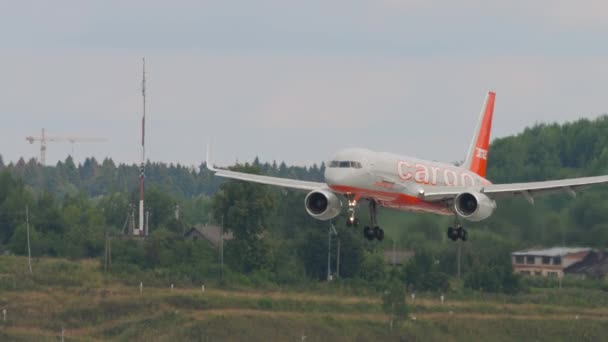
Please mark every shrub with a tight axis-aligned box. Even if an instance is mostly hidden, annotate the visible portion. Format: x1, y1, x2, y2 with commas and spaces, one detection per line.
257, 297, 273, 310
416, 272, 450, 292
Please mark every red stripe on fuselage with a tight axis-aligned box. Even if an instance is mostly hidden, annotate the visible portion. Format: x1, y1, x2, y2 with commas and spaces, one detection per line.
328, 184, 452, 215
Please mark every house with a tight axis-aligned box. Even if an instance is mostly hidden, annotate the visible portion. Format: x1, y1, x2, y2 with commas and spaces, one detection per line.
511, 247, 591, 279
564, 250, 608, 280
184, 225, 233, 248
184, 226, 206, 240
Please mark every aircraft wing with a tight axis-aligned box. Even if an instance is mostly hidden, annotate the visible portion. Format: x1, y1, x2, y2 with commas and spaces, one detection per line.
209, 166, 326, 191
421, 175, 608, 203
205, 147, 326, 191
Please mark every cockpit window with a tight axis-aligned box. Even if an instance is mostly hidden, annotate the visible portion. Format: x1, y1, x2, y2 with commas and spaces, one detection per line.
328, 161, 362, 169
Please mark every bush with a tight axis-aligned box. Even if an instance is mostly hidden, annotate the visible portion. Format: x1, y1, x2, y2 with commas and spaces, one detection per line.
464, 266, 525, 294
416, 272, 450, 292
464, 266, 501, 292
381, 280, 408, 325
257, 297, 273, 310
358, 252, 387, 284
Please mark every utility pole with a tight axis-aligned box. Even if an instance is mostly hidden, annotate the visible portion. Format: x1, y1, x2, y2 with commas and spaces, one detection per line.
108, 234, 111, 271
327, 226, 332, 281
457, 240, 462, 279
219, 216, 224, 282
136, 58, 147, 236
327, 223, 338, 281
104, 233, 108, 272
393, 239, 397, 267
130, 207, 136, 235
145, 210, 150, 236
104, 231, 112, 272
26, 206, 32, 274
175, 204, 184, 235
336, 238, 341, 279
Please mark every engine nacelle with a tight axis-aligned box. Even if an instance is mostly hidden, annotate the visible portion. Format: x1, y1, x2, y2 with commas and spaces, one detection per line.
305, 190, 342, 221
454, 192, 496, 222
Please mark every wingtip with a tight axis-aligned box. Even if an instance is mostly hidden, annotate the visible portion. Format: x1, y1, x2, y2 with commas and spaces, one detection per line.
205, 144, 217, 172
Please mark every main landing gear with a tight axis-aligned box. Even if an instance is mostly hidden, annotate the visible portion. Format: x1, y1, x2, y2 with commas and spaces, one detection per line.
363, 200, 384, 241
447, 225, 468, 241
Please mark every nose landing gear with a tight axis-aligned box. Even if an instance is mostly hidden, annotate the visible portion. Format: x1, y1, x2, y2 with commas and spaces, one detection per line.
346, 212, 359, 227
344, 194, 384, 241
345, 194, 360, 227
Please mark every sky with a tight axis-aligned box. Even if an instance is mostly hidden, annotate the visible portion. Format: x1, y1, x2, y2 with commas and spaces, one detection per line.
1, 1, 608, 168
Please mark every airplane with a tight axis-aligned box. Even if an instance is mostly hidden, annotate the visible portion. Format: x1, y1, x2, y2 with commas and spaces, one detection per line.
207, 91, 608, 242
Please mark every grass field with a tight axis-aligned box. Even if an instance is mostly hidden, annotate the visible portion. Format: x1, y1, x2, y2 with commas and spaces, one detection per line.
1, 256, 608, 341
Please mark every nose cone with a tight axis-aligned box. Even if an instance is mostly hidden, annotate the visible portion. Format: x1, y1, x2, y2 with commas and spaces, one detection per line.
324, 167, 357, 186
325, 148, 370, 186
324, 167, 341, 186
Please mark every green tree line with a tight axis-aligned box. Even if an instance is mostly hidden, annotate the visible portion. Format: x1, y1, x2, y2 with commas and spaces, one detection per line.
1, 115, 608, 294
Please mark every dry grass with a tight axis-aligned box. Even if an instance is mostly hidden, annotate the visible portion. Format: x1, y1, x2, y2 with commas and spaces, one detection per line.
2, 256, 608, 341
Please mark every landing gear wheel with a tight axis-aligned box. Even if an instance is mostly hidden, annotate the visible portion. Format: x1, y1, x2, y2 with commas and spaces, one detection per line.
447, 227, 459, 241
374, 226, 385, 241
459, 227, 468, 241
447, 226, 468, 241
363, 226, 375, 240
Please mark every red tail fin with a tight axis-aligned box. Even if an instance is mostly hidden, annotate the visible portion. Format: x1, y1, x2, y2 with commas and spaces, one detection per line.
463, 91, 495, 178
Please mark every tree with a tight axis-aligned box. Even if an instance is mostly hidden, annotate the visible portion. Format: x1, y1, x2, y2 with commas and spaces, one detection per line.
98, 192, 130, 229
9, 223, 40, 257
60, 156, 80, 189
381, 280, 408, 328
416, 272, 450, 292
32, 191, 64, 234
0, 171, 33, 244
359, 252, 386, 283
298, 229, 332, 280
144, 186, 175, 231
402, 249, 434, 287
212, 165, 276, 240
501, 267, 524, 295
464, 266, 501, 292
212, 164, 277, 273
143, 228, 176, 268
225, 237, 273, 274
463, 253, 524, 294
334, 227, 364, 278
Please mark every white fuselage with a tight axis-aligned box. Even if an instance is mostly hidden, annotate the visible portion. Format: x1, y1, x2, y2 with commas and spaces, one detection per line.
324, 148, 491, 214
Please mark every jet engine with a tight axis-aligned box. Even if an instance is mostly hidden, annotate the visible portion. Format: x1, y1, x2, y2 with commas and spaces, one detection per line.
305, 190, 342, 220
454, 192, 496, 222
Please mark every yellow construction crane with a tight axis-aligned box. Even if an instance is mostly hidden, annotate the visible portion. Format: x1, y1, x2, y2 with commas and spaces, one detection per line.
26, 128, 107, 165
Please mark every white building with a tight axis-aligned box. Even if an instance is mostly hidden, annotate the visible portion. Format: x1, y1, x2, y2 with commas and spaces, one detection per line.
511, 247, 591, 279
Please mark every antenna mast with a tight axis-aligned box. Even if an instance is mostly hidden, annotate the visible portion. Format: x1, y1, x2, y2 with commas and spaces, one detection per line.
136, 58, 147, 236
